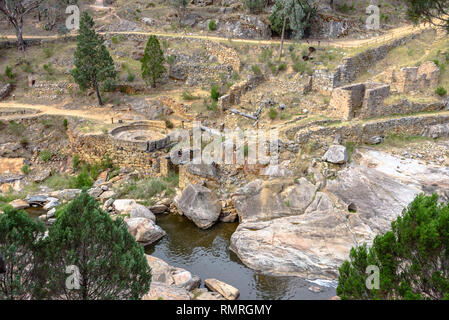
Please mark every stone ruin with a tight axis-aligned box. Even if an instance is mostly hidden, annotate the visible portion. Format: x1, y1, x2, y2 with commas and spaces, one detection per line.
328, 82, 390, 120
386, 61, 440, 93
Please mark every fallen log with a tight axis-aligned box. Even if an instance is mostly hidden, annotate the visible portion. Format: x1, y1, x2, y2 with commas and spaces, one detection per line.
228, 108, 258, 121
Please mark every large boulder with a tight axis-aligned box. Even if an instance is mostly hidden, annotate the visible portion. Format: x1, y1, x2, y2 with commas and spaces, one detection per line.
112, 199, 136, 214
8, 199, 29, 210
125, 218, 166, 246
323, 145, 348, 164
174, 184, 221, 229
232, 179, 292, 222
130, 204, 156, 222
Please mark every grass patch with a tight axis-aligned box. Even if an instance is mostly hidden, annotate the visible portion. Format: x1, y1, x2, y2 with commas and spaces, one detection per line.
115, 172, 179, 200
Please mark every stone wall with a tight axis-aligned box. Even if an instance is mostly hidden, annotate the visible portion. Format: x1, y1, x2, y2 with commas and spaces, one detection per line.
218, 74, 264, 111
328, 82, 390, 120
68, 130, 162, 171
294, 113, 449, 146
386, 61, 440, 93
312, 30, 430, 92
204, 41, 241, 73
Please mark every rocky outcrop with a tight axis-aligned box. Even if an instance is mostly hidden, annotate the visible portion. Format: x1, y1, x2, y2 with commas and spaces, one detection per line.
174, 184, 222, 229
230, 148, 449, 280
217, 15, 271, 40
0, 83, 13, 101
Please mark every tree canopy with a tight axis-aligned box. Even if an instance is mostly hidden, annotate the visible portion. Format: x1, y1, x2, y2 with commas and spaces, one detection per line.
0, 192, 151, 300
270, 0, 317, 41
0, 206, 46, 300
404, 0, 449, 31
72, 12, 116, 106
337, 194, 449, 300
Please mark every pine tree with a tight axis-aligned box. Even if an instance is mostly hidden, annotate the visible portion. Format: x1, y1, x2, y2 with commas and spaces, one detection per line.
37, 191, 152, 300
141, 35, 166, 88
337, 194, 449, 300
72, 12, 116, 106
0, 207, 46, 300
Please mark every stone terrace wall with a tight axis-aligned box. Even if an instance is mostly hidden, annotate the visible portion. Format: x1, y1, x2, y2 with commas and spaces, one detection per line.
68, 130, 161, 171
295, 113, 449, 146
218, 74, 265, 111
312, 30, 429, 92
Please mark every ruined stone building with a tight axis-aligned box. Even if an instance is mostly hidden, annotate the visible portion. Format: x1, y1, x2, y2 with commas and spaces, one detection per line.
327, 82, 391, 120
386, 61, 440, 93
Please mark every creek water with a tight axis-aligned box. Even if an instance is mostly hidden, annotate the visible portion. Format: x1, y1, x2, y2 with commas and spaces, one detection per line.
145, 214, 337, 300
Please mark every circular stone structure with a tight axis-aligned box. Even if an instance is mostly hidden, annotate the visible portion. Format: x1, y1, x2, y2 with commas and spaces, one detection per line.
109, 122, 171, 152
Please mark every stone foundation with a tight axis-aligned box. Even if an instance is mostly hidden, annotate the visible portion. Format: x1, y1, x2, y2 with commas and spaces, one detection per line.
386, 61, 440, 93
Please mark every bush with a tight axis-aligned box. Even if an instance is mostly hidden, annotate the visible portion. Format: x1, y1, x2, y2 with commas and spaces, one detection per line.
126, 72, 135, 82
5, 66, 14, 79
72, 154, 81, 171
165, 119, 174, 129
63, 119, 68, 130
39, 150, 53, 162
21, 164, 30, 175
251, 64, 262, 76
43, 47, 52, 58
75, 166, 93, 188
209, 20, 216, 31
207, 100, 218, 111
435, 86, 447, 96
278, 62, 287, 72
181, 90, 200, 101
268, 107, 278, 120
43, 63, 54, 75
211, 84, 221, 101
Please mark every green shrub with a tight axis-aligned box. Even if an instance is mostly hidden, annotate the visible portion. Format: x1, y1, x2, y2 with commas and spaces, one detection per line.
207, 100, 218, 111
259, 47, 273, 63
126, 72, 135, 82
210, 85, 220, 101
278, 62, 287, 72
43, 63, 54, 75
209, 20, 216, 31
72, 154, 81, 171
165, 119, 174, 129
435, 86, 447, 96
75, 166, 94, 188
39, 150, 53, 162
268, 107, 278, 120
251, 64, 262, 76
5, 66, 14, 79
19, 137, 29, 146
63, 119, 68, 130
21, 164, 30, 175
43, 47, 52, 58
181, 90, 200, 101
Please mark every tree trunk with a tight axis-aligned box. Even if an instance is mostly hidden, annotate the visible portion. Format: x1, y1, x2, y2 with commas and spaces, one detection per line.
95, 84, 103, 106
278, 6, 287, 61
16, 20, 25, 51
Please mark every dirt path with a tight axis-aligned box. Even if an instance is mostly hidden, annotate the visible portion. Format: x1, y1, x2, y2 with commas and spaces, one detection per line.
0, 102, 115, 123
1, 21, 432, 49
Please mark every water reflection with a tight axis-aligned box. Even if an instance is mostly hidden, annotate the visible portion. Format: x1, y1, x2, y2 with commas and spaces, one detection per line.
146, 214, 336, 300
